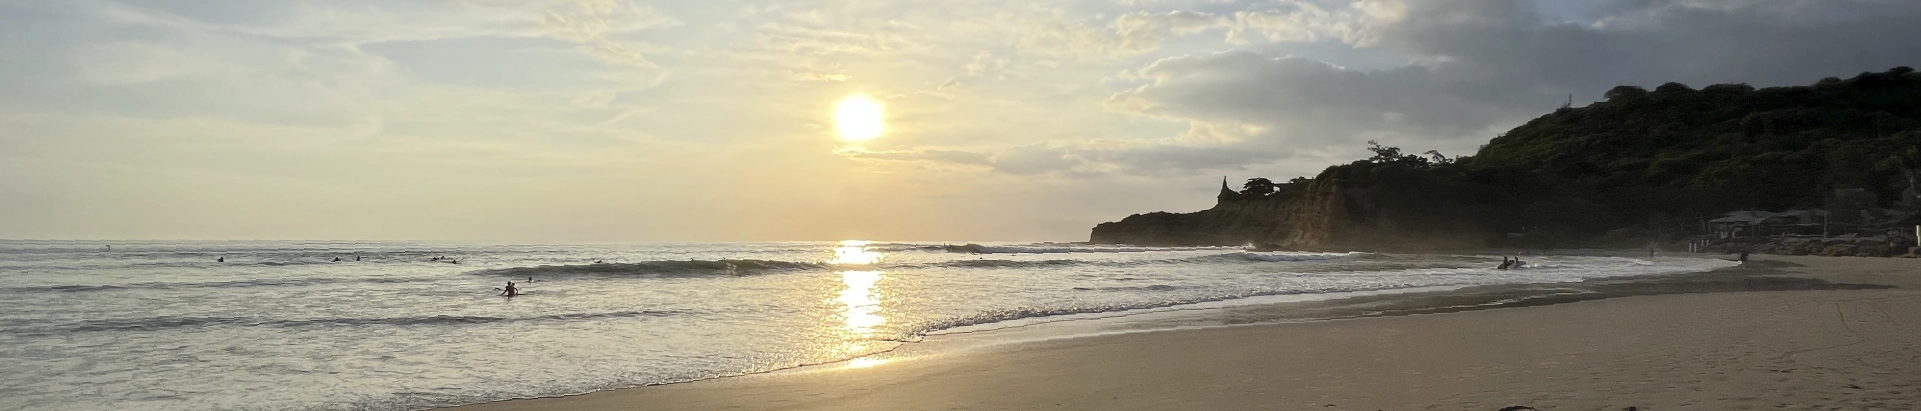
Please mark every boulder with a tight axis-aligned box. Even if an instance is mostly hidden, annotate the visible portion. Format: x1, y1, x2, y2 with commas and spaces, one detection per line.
1856, 244, 1891, 257
1820, 243, 1859, 256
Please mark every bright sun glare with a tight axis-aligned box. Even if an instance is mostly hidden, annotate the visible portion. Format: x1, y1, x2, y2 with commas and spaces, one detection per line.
834, 95, 884, 141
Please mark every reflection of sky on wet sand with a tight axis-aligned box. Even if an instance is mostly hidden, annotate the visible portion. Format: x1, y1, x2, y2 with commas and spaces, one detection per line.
845, 357, 890, 369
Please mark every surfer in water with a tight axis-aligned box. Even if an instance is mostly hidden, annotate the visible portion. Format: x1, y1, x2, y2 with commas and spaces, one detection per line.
217, 256, 225, 263
1497, 257, 1512, 270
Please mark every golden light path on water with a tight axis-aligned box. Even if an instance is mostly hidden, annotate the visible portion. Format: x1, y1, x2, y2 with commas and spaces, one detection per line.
830, 240, 891, 368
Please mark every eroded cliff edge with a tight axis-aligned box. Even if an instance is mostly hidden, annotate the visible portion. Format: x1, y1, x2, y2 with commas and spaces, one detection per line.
1090, 68, 1921, 251
1089, 179, 1486, 250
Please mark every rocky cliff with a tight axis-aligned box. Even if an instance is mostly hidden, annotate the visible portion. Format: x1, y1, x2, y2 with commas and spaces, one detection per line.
1089, 179, 1486, 250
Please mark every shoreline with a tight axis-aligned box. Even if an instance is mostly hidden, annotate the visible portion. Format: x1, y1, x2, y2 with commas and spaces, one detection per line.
444, 254, 1920, 411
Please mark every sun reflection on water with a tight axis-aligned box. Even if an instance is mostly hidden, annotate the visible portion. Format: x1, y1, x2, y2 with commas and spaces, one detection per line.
830, 240, 882, 265
824, 241, 891, 366
837, 270, 885, 336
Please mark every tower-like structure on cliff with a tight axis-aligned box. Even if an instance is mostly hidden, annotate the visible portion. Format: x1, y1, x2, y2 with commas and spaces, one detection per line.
1217, 177, 1244, 202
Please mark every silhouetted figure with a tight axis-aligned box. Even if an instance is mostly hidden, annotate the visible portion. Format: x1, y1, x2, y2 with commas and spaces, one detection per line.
449, 259, 459, 264
332, 257, 341, 262
1498, 257, 1512, 270
594, 260, 604, 264
355, 255, 361, 261
500, 281, 519, 297
1510, 256, 1526, 268
525, 276, 537, 283
217, 257, 224, 263
1739, 249, 1750, 263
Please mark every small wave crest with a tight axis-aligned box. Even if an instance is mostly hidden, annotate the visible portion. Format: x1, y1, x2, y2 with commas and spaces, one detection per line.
936, 243, 1224, 254
1163, 251, 1363, 264
4, 309, 696, 335
917, 259, 1089, 269
909, 285, 1406, 336
1071, 284, 1181, 292
471, 259, 826, 278
0, 277, 442, 294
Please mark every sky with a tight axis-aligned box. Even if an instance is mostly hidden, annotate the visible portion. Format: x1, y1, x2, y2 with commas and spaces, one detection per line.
1, 0, 1918, 242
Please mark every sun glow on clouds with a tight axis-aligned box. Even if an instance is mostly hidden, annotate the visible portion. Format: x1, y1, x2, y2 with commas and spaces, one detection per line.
834, 94, 884, 141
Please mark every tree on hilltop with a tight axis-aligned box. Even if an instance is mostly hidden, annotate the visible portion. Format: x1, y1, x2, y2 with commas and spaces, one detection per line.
1242, 178, 1277, 197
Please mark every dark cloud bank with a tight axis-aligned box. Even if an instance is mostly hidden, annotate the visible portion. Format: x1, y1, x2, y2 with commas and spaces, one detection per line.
912, 0, 1921, 177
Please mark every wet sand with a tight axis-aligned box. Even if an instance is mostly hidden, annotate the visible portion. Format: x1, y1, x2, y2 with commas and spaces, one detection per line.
449, 255, 1921, 411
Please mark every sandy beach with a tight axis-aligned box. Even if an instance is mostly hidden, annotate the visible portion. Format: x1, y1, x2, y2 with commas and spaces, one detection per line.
451, 255, 1921, 411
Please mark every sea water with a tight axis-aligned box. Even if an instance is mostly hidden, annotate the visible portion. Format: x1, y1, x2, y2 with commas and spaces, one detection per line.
0, 240, 1734, 410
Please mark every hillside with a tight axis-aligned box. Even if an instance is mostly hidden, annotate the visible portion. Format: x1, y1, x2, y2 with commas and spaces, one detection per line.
1093, 67, 1921, 249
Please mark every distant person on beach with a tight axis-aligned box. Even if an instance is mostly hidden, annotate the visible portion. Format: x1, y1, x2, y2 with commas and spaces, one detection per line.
1739, 249, 1750, 263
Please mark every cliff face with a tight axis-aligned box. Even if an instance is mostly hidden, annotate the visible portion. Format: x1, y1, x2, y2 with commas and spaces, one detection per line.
1089, 180, 1485, 250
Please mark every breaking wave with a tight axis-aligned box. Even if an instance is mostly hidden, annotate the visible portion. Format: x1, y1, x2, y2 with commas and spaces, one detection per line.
935, 243, 1228, 254
914, 259, 1092, 269
5, 309, 696, 336
907, 285, 1419, 337
470, 259, 828, 278
0, 277, 443, 294
1162, 252, 1364, 264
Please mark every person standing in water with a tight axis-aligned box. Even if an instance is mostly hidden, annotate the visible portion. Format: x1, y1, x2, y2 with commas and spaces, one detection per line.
500, 281, 520, 297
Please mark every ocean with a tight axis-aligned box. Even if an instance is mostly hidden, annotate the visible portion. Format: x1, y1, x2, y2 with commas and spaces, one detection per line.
0, 240, 1735, 410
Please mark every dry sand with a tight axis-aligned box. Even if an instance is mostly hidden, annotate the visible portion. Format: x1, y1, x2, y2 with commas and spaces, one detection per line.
450, 255, 1921, 411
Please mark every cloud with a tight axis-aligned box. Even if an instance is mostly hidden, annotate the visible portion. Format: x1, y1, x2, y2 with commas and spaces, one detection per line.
964, 51, 1007, 77
1112, 11, 1231, 50
9, 0, 1921, 241
793, 71, 852, 82
536, 0, 678, 68
1086, 0, 1921, 174
843, 147, 993, 166
70, 41, 251, 85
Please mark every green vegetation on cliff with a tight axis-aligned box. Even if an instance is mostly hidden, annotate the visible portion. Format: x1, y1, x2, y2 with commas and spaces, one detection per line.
1298, 67, 1921, 247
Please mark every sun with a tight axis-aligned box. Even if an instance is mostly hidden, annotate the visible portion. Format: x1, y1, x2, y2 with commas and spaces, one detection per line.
834, 94, 884, 141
